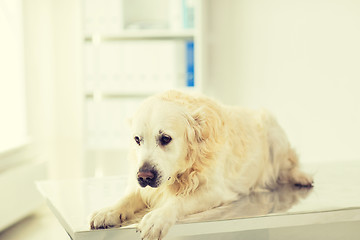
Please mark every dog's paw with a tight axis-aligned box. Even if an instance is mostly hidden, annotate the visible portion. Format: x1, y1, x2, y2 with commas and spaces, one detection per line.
292, 169, 314, 188
90, 207, 129, 229
137, 208, 176, 240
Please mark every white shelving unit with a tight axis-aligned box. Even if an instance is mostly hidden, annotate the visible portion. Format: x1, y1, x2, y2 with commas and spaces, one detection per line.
84, 29, 195, 41
82, 0, 205, 177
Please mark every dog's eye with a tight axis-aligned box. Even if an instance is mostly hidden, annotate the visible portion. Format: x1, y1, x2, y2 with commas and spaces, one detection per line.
159, 135, 172, 146
134, 136, 141, 145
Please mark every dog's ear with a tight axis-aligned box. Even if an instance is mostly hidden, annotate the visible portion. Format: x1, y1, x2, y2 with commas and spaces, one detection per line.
183, 110, 202, 143
160, 91, 226, 196
187, 105, 224, 144
187, 105, 225, 171
170, 104, 225, 196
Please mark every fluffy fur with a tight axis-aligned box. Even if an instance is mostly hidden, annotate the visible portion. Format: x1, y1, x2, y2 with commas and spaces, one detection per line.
90, 90, 313, 239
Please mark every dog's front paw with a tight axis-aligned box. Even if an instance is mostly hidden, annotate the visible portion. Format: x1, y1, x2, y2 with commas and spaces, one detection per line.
137, 208, 176, 240
90, 207, 129, 229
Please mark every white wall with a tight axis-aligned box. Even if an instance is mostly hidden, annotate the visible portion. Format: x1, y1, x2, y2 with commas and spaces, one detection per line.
51, 0, 84, 179
22, 0, 360, 178
206, 0, 360, 163
23, 0, 83, 179
0, 0, 28, 152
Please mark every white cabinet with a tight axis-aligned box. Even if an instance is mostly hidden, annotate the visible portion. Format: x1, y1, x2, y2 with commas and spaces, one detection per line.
82, 0, 205, 177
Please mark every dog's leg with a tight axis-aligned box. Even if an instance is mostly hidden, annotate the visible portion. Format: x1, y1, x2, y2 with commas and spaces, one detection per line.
137, 199, 178, 240
137, 189, 236, 240
90, 190, 145, 229
278, 148, 314, 187
288, 164, 314, 188
265, 114, 313, 188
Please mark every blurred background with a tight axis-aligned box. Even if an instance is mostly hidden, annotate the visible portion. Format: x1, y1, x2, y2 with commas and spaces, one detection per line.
1, 0, 360, 238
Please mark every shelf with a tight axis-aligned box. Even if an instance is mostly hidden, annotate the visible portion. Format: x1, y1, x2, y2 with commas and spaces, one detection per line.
84, 29, 195, 42
82, 0, 204, 178
84, 90, 158, 99
84, 87, 197, 100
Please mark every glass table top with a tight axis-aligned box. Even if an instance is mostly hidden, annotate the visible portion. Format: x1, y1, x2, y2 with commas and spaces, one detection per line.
37, 160, 360, 239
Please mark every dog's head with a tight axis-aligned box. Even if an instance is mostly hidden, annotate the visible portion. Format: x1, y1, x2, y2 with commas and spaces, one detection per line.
129, 91, 225, 193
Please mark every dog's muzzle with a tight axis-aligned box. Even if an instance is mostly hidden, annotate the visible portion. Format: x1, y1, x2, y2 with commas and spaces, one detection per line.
137, 163, 160, 188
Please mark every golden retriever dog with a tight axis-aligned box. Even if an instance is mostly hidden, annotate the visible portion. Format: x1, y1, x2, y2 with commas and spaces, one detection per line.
90, 90, 313, 239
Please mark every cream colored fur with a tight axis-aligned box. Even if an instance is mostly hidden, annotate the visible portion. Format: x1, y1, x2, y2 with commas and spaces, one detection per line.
90, 90, 313, 240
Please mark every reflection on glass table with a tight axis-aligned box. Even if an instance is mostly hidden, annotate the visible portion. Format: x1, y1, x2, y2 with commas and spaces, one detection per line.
180, 184, 313, 224
37, 160, 360, 239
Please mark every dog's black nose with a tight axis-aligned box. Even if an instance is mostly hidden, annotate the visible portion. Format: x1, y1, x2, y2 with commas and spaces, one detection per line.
137, 171, 154, 182
137, 170, 157, 187
137, 163, 159, 187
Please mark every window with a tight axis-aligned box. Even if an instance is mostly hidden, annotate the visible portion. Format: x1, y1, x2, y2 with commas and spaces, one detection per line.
0, 0, 29, 157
